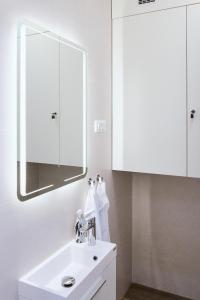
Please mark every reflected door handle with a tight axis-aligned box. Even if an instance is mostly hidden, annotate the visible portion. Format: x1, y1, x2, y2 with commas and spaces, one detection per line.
51, 112, 58, 119
190, 110, 196, 119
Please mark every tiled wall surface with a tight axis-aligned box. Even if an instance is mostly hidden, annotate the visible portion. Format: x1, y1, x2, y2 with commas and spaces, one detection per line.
132, 174, 200, 300
0, 1, 132, 299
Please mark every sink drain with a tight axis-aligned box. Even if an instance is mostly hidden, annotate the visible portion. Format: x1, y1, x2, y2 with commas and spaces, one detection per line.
61, 276, 76, 288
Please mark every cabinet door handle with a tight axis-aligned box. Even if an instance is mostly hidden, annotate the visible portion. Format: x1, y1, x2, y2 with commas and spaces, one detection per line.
51, 112, 58, 119
90, 280, 107, 299
190, 110, 196, 119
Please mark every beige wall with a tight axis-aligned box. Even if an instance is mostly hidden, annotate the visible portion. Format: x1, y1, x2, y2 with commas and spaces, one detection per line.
132, 173, 200, 299
0, 1, 132, 299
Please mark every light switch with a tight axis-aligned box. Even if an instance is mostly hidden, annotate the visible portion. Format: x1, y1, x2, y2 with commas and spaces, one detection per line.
94, 120, 106, 133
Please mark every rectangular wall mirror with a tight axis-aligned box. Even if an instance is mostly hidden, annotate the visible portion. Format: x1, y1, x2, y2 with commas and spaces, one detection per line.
17, 21, 87, 201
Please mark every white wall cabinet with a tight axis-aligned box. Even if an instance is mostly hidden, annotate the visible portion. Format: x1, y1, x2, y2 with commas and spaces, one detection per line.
188, 3, 200, 178
112, 0, 200, 19
113, 2, 200, 178
113, 6, 187, 176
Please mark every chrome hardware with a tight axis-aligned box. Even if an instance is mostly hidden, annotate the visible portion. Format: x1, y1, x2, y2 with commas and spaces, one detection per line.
97, 174, 103, 183
87, 217, 96, 246
75, 215, 96, 246
88, 178, 95, 186
61, 276, 75, 288
190, 110, 196, 119
51, 112, 57, 119
88, 175, 104, 186
75, 210, 87, 244
75, 223, 87, 244
90, 280, 107, 299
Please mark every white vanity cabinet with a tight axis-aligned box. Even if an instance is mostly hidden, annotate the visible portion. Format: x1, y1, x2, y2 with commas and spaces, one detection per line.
112, 0, 200, 178
88, 259, 116, 300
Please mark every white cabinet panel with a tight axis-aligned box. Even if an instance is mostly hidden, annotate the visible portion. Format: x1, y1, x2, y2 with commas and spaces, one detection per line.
113, 7, 187, 176
26, 33, 59, 164
188, 4, 200, 178
60, 44, 83, 167
112, 0, 200, 19
91, 259, 116, 300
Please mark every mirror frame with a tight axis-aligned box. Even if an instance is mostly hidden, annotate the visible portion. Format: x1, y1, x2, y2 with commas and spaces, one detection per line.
17, 20, 87, 201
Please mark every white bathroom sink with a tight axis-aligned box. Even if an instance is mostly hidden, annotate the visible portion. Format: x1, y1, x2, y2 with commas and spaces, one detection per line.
18, 240, 117, 300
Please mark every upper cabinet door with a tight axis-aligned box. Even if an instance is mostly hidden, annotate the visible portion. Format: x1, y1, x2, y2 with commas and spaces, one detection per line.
26, 33, 60, 164
113, 7, 187, 176
188, 4, 200, 178
60, 43, 84, 167
112, 0, 200, 19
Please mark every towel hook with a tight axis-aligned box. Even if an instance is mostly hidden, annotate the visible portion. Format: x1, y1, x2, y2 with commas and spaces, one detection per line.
96, 174, 103, 183
88, 175, 103, 186
88, 178, 95, 186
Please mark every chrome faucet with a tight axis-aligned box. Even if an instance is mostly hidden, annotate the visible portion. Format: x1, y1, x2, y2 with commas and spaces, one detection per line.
87, 217, 96, 246
75, 210, 96, 246
75, 210, 87, 244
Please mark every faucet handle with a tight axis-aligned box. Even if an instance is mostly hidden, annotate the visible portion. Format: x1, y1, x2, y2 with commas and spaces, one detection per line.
75, 209, 87, 244
88, 217, 96, 228
87, 217, 96, 246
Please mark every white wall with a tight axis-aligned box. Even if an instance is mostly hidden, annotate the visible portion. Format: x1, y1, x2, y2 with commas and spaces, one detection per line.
132, 173, 200, 299
0, 1, 132, 299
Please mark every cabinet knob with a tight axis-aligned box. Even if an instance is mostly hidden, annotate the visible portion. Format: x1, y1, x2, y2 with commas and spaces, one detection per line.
51, 112, 58, 119
190, 110, 196, 119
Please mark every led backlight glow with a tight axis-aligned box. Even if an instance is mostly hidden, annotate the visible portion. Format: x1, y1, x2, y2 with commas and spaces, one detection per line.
18, 21, 87, 198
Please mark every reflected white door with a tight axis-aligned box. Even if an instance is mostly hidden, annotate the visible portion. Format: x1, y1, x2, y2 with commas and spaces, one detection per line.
113, 7, 187, 176
26, 32, 59, 164
60, 43, 83, 167
188, 4, 200, 178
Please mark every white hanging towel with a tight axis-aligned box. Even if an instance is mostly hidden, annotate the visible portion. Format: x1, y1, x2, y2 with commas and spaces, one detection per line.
95, 181, 110, 242
84, 183, 102, 240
